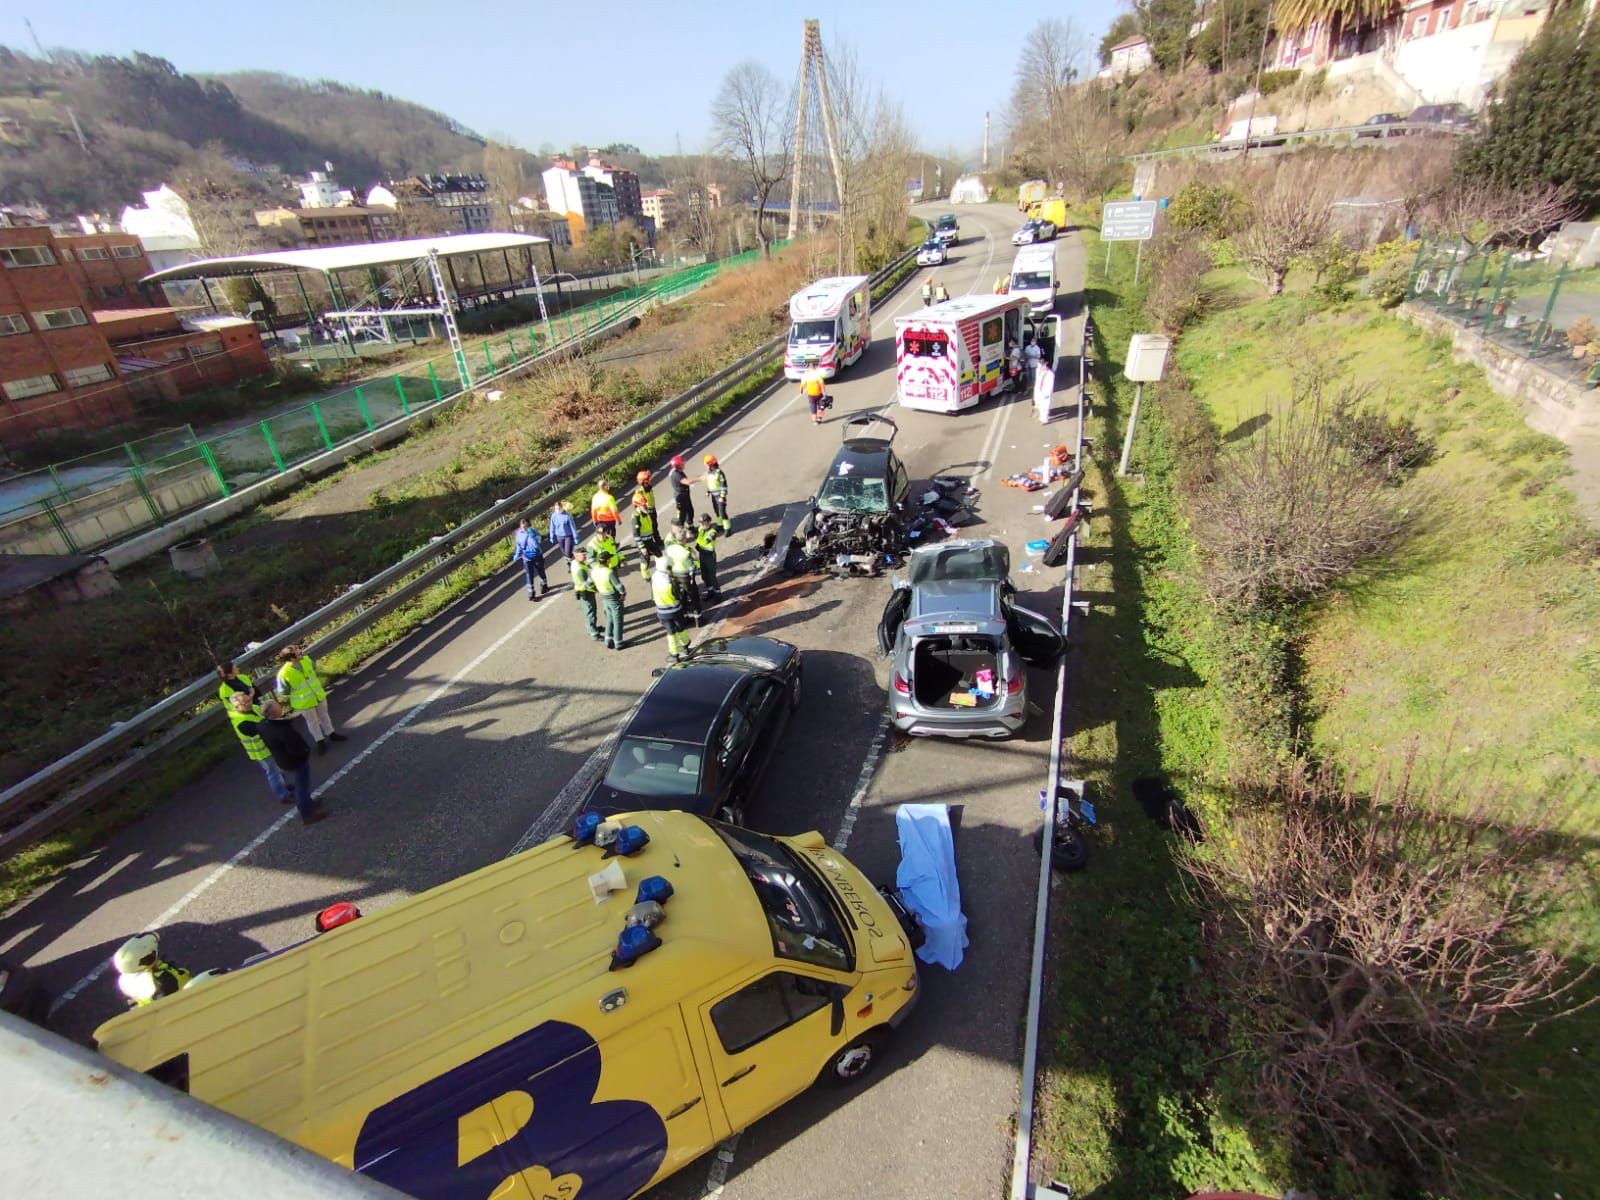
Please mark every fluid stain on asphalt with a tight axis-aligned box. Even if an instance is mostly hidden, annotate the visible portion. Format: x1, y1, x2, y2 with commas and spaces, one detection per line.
714, 574, 826, 638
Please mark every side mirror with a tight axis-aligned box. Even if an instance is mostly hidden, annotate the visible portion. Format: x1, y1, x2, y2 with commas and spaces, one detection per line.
807, 495, 817, 508
650, 667, 666, 678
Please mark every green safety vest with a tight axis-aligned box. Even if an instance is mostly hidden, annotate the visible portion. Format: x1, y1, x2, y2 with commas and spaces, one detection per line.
589, 533, 621, 569
572, 560, 595, 593
665, 542, 696, 574
217, 672, 253, 704
651, 571, 680, 611
705, 468, 727, 496
696, 525, 719, 552
591, 563, 622, 597
632, 490, 657, 538
226, 704, 271, 762
276, 655, 327, 711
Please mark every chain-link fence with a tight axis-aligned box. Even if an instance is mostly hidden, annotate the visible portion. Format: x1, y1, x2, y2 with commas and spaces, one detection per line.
1407, 238, 1600, 389
0, 249, 774, 557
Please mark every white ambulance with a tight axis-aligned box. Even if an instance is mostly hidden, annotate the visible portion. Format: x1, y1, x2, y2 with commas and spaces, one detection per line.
784, 275, 872, 381
894, 293, 1033, 414
1010, 244, 1058, 317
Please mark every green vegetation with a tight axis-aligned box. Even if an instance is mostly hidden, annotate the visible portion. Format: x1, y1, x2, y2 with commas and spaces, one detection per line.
1039, 221, 1599, 1199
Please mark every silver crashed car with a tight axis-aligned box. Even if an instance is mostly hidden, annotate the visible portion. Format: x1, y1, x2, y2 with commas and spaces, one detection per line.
876, 539, 1065, 739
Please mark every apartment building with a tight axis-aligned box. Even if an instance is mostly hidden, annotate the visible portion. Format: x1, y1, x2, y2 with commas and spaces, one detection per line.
57, 233, 152, 307
542, 161, 620, 246
641, 188, 679, 230
583, 159, 643, 222
256, 206, 379, 247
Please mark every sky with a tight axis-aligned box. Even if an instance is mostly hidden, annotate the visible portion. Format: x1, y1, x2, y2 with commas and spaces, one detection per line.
2, 0, 1116, 161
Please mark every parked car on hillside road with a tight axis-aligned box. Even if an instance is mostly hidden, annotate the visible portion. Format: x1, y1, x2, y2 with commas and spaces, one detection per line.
1354, 112, 1405, 137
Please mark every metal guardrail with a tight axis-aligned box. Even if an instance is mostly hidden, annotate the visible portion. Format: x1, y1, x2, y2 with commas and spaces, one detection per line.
1128, 119, 1469, 161
1010, 308, 1092, 1200
0, 242, 922, 860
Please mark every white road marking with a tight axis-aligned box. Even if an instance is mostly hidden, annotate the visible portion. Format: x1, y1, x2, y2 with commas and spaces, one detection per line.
835, 714, 891, 851
48, 589, 563, 1017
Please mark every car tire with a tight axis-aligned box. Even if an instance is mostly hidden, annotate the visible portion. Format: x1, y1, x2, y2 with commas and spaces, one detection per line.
825, 1029, 888, 1086
716, 802, 745, 826
1052, 827, 1090, 872
788, 665, 804, 711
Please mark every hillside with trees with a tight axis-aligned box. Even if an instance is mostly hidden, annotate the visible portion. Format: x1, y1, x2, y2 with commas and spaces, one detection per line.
0, 48, 491, 213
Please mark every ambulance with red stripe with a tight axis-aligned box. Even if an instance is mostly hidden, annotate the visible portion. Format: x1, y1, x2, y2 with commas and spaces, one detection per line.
784, 275, 872, 381
894, 293, 1032, 414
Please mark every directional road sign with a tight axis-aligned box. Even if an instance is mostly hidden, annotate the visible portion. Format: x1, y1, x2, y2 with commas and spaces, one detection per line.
1100, 200, 1158, 242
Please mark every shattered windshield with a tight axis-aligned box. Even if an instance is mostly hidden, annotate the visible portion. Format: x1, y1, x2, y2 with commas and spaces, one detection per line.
817, 472, 888, 515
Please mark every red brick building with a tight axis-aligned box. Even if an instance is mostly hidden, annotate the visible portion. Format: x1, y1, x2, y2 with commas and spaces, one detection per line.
1, 227, 270, 449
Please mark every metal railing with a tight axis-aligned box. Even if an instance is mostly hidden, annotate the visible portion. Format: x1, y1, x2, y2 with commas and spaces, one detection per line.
1128, 119, 1469, 162
0, 241, 922, 859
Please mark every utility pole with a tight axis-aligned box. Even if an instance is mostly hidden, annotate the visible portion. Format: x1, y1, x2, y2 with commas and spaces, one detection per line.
983, 112, 991, 169
1242, 2, 1274, 162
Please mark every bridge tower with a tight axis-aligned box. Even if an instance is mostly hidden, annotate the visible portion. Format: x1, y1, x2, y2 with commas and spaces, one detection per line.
787, 19, 851, 275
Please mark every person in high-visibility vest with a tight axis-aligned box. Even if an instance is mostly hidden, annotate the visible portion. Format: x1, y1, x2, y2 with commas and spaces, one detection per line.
590, 478, 620, 541
227, 691, 291, 804
113, 932, 191, 1008
695, 514, 722, 600
801, 371, 829, 425
702, 453, 731, 533
591, 555, 626, 650
588, 526, 623, 573
216, 660, 256, 705
920, 278, 933, 306
994, 274, 1010, 294
276, 645, 344, 755
570, 547, 602, 641
651, 556, 689, 661
933, 280, 950, 304
665, 525, 702, 617
631, 469, 664, 581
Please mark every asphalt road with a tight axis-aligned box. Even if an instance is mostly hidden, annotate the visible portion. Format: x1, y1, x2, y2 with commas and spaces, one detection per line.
2, 200, 1086, 1200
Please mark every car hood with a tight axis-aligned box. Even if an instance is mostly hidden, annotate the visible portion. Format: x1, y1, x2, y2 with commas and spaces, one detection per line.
583, 786, 702, 819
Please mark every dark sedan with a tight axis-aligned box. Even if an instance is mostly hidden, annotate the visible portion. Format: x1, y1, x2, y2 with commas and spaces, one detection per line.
581, 636, 803, 826
1354, 112, 1405, 138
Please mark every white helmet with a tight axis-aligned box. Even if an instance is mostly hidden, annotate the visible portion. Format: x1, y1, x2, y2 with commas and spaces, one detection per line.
113, 932, 161, 975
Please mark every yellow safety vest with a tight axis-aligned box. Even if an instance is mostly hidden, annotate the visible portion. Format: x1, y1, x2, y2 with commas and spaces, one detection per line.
590, 563, 622, 597
571, 560, 595, 593
588, 532, 621, 569
696, 525, 719, 552
217, 672, 252, 704
651, 571, 680, 611
802, 376, 824, 397
665, 542, 696, 574
632, 490, 657, 537
226, 705, 272, 762
276, 655, 327, 711
591, 488, 619, 524
704, 468, 726, 496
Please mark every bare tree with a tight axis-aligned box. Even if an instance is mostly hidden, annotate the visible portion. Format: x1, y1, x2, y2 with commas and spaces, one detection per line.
1423, 178, 1578, 254
1007, 19, 1090, 191
1190, 378, 1421, 611
711, 62, 792, 257
820, 41, 917, 274
482, 140, 531, 231
1232, 166, 1334, 295
1186, 753, 1590, 1174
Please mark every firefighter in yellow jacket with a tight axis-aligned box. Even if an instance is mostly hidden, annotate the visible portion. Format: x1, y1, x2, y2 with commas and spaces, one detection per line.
631, 469, 665, 580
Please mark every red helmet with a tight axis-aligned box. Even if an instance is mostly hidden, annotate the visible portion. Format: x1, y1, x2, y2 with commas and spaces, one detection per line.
315, 901, 362, 932
636, 470, 652, 484
671, 455, 684, 468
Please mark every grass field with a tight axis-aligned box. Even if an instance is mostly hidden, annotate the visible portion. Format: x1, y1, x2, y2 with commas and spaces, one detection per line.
1035, 226, 1600, 1199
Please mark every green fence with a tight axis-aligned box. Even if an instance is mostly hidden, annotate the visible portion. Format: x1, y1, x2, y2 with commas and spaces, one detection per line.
0, 248, 786, 557
1407, 238, 1600, 389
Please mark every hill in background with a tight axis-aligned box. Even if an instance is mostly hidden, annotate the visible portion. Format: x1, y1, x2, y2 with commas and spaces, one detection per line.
0, 49, 494, 214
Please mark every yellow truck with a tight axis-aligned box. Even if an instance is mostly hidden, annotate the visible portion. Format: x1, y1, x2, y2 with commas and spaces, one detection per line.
95, 811, 922, 1199
1026, 196, 1069, 230
1017, 180, 1047, 211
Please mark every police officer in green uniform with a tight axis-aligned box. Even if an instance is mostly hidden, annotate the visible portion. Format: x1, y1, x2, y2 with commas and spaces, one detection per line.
664, 525, 701, 618
695, 514, 722, 600
587, 526, 623, 574
651, 555, 689, 661
591, 555, 627, 650
570, 547, 602, 641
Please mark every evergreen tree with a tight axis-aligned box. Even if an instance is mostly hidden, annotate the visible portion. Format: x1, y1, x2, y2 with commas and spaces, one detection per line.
1455, 7, 1600, 213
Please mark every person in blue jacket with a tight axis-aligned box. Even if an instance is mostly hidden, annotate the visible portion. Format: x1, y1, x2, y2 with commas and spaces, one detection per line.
513, 518, 550, 600
548, 500, 578, 564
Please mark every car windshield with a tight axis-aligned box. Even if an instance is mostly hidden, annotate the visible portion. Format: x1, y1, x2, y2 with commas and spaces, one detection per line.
817, 472, 888, 514
1013, 270, 1051, 289
713, 824, 853, 971
921, 240, 942, 252
909, 541, 1009, 585
937, 216, 956, 229
790, 319, 836, 344
602, 736, 704, 797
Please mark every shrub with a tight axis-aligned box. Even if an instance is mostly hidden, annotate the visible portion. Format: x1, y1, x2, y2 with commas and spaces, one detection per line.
1256, 68, 1301, 95
1328, 397, 1436, 484
1361, 238, 1419, 308
1190, 383, 1422, 611
1186, 755, 1587, 1182
1169, 181, 1249, 239
1566, 314, 1597, 350
1147, 234, 1215, 336
1303, 234, 1356, 306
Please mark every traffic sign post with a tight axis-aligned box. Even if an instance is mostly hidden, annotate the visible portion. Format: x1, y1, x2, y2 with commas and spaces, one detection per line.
1100, 200, 1160, 284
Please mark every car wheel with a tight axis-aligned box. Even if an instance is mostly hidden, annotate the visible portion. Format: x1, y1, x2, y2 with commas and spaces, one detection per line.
826, 1029, 887, 1085
788, 666, 804, 711
1052, 827, 1090, 872
716, 802, 745, 826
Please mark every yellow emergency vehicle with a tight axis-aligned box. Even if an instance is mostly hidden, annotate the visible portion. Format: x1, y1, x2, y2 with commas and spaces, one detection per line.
94, 811, 922, 1199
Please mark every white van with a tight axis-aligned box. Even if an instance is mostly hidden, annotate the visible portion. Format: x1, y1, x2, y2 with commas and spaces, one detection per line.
1010, 245, 1058, 317
784, 275, 872, 381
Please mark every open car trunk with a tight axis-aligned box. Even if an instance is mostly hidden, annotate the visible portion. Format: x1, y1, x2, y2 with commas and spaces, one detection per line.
911, 635, 1002, 710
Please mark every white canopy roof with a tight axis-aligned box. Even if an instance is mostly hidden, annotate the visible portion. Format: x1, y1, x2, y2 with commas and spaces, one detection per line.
141, 231, 549, 283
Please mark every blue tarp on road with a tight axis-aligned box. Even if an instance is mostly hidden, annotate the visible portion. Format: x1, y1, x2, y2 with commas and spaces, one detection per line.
895, 803, 968, 970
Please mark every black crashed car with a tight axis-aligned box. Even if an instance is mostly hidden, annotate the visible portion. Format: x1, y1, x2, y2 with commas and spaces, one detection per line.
766, 414, 911, 577
581, 636, 802, 826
